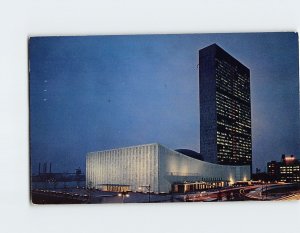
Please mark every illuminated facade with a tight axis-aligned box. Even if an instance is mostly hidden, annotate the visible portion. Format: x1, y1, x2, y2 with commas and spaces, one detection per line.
199, 44, 252, 166
86, 143, 251, 193
267, 154, 300, 183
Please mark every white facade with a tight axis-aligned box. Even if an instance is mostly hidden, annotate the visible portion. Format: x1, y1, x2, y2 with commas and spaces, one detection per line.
86, 143, 251, 193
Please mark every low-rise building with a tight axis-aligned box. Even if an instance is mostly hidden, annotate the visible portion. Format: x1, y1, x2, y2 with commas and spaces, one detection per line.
86, 143, 251, 193
267, 154, 300, 183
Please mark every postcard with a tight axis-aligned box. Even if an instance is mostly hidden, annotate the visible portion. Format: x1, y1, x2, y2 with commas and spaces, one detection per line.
29, 32, 300, 204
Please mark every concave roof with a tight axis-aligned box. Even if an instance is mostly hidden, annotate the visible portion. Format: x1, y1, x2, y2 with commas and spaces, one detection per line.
175, 149, 204, 161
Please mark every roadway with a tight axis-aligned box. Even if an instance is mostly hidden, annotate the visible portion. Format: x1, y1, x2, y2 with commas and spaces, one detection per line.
184, 185, 260, 202
183, 183, 300, 202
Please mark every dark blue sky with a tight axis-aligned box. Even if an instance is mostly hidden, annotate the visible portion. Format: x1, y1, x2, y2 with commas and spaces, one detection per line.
29, 32, 299, 174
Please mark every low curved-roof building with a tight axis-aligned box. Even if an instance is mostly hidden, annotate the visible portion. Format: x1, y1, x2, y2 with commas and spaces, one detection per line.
86, 143, 251, 193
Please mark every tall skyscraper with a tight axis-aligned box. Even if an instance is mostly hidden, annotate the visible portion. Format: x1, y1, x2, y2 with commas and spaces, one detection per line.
199, 44, 252, 167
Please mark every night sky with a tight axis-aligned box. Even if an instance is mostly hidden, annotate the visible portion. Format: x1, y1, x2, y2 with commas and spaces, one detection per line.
29, 32, 299, 174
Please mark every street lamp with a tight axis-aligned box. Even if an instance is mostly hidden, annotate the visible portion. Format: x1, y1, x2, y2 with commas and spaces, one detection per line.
262, 182, 268, 201
118, 191, 130, 203
139, 185, 151, 203
260, 181, 268, 201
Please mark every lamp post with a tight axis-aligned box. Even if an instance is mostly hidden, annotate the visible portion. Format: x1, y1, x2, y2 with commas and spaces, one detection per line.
264, 182, 268, 200
261, 182, 268, 201
260, 182, 263, 200
118, 191, 130, 203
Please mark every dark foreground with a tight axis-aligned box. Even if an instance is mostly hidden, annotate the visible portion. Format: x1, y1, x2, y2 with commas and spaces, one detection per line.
31, 183, 300, 204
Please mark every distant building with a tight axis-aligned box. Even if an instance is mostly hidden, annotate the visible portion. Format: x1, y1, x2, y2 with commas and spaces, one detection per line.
199, 44, 252, 167
86, 143, 251, 193
267, 155, 300, 183
267, 161, 280, 181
